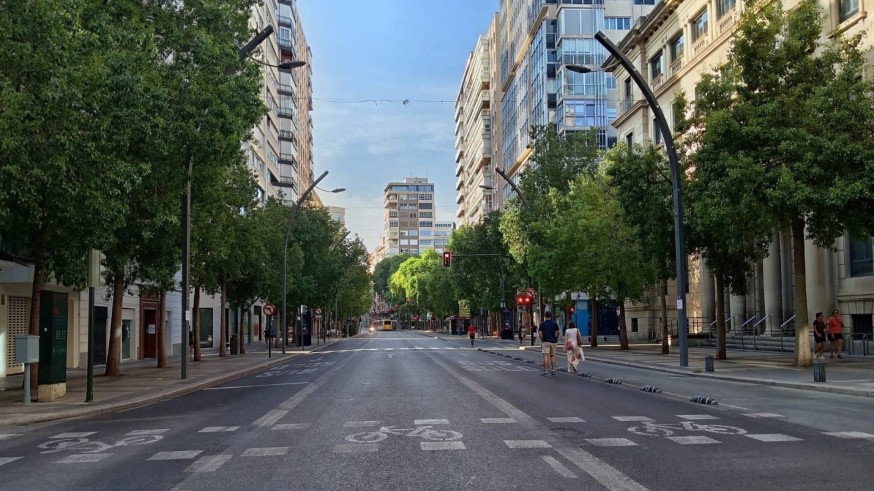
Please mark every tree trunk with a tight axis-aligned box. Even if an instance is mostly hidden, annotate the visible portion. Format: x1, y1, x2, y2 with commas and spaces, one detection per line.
156, 289, 168, 368
27, 255, 45, 395
219, 275, 227, 357
104, 273, 125, 376
792, 216, 812, 367
618, 301, 629, 350
239, 305, 246, 354
590, 298, 599, 347
715, 272, 727, 360
660, 278, 669, 354
193, 287, 202, 361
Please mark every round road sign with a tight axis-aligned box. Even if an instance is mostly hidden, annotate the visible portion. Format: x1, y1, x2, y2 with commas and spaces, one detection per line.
315, 308, 322, 315
525, 287, 536, 297
263, 304, 276, 316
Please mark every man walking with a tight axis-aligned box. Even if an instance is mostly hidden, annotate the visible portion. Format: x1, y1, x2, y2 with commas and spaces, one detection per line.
539, 311, 560, 376
828, 310, 844, 359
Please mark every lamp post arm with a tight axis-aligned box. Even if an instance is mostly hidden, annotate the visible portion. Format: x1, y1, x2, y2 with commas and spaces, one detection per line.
238, 25, 274, 59
494, 167, 529, 207
594, 31, 689, 367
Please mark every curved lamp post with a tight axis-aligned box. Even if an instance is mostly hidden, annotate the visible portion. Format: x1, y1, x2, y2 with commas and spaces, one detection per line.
281, 171, 345, 353
566, 30, 689, 367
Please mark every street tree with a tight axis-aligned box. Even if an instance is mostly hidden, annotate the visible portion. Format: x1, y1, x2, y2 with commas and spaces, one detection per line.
685, 0, 874, 365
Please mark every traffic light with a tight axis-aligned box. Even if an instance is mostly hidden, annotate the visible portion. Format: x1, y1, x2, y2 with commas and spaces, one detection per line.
442, 251, 452, 267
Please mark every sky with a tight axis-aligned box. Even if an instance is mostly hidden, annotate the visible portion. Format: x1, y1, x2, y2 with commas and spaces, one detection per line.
296, 0, 500, 253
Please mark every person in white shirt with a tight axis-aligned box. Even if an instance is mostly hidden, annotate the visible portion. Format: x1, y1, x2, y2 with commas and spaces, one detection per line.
562, 321, 583, 372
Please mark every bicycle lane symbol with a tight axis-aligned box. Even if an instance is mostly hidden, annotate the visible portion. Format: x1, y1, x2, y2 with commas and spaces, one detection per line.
627, 421, 747, 438
345, 425, 463, 444
38, 434, 164, 454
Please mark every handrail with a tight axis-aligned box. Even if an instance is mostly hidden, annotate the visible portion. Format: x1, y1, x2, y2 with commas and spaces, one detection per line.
779, 314, 796, 329
739, 315, 757, 331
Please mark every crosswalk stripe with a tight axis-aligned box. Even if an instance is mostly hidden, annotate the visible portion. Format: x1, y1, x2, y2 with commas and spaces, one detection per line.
504, 440, 551, 449
421, 441, 465, 450
185, 454, 232, 472
666, 436, 721, 445
481, 418, 516, 424
822, 431, 874, 440
56, 454, 112, 464
241, 447, 290, 457
149, 451, 203, 461
273, 423, 311, 430
745, 434, 802, 442
199, 426, 239, 433
612, 416, 653, 422
126, 429, 169, 436
586, 438, 637, 447
253, 409, 288, 427
676, 415, 718, 420
542, 455, 577, 478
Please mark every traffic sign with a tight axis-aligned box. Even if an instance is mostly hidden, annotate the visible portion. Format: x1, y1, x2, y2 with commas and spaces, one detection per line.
315, 308, 322, 316
525, 287, 536, 297
263, 304, 276, 316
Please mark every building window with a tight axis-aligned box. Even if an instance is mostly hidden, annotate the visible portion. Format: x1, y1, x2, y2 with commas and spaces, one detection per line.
717, 0, 736, 18
839, 0, 860, 22
604, 17, 632, 30
849, 234, 873, 277
633, 0, 656, 4
625, 132, 634, 147
624, 78, 632, 99
650, 51, 663, 79
670, 33, 684, 62
691, 10, 708, 42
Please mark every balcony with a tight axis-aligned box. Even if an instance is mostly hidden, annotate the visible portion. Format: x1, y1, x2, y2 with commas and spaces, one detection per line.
278, 38, 292, 50
279, 153, 298, 169
455, 160, 464, 177
271, 174, 297, 189
619, 98, 633, 116
278, 15, 292, 26
456, 174, 464, 191
670, 56, 684, 76
718, 8, 737, 34
692, 35, 709, 58
277, 84, 295, 95
455, 147, 464, 164
277, 106, 294, 118
651, 73, 664, 91
278, 130, 298, 148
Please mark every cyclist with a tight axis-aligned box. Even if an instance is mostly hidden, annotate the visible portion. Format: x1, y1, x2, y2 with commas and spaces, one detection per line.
467, 324, 476, 346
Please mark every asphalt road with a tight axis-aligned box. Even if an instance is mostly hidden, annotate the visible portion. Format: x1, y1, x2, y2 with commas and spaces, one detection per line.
1, 331, 871, 490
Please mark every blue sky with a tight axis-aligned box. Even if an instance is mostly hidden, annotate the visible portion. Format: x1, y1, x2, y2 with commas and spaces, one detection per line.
296, 0, 499, 252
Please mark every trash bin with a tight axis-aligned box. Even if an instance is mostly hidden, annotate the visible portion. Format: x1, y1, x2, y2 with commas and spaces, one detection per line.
229, 334, 239, 355
813, 361, 826, 383
704, 355, 715, 372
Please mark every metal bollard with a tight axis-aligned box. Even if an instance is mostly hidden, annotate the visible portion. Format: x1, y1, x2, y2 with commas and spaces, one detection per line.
813, 361, 826, 383
704, 355, 714, 372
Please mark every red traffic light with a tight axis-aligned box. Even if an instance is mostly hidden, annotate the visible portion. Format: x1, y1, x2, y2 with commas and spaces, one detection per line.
442, 251, 452, 267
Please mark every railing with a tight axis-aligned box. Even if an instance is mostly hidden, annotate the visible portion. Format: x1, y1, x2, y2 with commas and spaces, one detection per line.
737, 315, 757, 350
692, 35, 709, 58
847, 333, 873, 356
718, 8, 737, 34
277, 84, 295, 94
777, 315, 796, 352
670, 56, 683, 76
619, 98, 633, 115
651, 73, 664, 90
707, 317, 732, 348
278, 15, 292, 26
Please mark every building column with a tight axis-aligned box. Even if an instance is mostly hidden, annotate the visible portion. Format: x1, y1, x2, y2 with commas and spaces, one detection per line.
699, 261, 715, 330
763, 233, 783, 335
730, 291, 746, 332
804, 231, 829, 324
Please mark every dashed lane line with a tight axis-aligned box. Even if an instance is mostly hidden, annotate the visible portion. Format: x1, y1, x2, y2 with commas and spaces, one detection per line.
542, 455, 578, 478
421, 441, 466, 451
185, 455, 232, 473
252, 409, 288, 427
666, 436, 721, 445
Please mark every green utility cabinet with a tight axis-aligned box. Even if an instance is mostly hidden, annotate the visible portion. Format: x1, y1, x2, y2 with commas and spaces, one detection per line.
39, 291, 69, 385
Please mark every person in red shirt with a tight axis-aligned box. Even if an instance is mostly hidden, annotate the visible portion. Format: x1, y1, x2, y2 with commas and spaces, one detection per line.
467, 324, 476, 347
827, 310, 844, 359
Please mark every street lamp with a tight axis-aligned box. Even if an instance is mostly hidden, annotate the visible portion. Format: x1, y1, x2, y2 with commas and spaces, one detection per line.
181, 25, 281, 379
566, 30, 690, 367
281, 171, 345, 353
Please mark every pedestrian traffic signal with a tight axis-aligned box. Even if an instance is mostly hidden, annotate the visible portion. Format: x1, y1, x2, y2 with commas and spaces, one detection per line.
442, 251, 452, 267
516, 294, 532, 307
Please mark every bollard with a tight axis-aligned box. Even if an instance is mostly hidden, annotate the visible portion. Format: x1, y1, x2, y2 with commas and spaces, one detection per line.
704, 355, 714, 373
813, 361, 826, 383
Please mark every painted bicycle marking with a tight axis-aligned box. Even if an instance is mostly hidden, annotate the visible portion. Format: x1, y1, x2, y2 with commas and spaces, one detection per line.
345, 425, 463, 444
38, 434, 163, 454
628, 421, 747, 438
458, 360, 536, 372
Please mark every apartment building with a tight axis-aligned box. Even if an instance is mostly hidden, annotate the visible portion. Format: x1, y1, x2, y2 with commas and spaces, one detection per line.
380, 178, 455, 258
609, 0, 874, 338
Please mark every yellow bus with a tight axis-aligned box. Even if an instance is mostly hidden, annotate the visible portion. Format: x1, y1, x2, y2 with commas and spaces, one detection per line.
382, 319, 394, 331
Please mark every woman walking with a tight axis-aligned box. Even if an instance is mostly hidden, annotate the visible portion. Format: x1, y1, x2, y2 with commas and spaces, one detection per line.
563, 321, 584, 372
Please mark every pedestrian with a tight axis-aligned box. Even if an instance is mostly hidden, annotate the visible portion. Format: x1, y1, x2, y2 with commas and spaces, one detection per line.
188, 329, 195, 361
828, 309, 844, 359
468, 324, 476, 347
812, 312, 826, 360
538, 311, 560, 376
562, 321, 584, 372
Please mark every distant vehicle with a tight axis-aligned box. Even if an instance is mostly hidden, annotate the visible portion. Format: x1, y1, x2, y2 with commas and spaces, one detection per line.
382, 319, 395, 331
369, 326, 376, 334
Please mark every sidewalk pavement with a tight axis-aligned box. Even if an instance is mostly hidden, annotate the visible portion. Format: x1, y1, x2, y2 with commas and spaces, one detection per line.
429, 330, 874, 398
0, 339, 343, 427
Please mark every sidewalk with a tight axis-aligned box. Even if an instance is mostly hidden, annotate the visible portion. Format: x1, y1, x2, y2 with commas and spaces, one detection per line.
429, 331, 874, 398
0, 339, 342, 427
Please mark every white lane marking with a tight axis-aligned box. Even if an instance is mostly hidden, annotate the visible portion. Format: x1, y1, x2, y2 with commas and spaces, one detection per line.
241, 447, 290, 457
745, 434, 802, 442
677, 415, 719, 420
205, 382, 308, 391
481, 418, 516, 424
0, 434, 21, 441
555, 447, 649, 491
50, 432, 96, 439
421, 441, 465, 451
823, 431, 874, 440
343, 421, 380, 428
333, 444, 378, 453
612, 416, 653, 422
666, 436, 721, 445
56, 454, 112, 463
149, 450, 203, 460
743, 413, 784, 418
414, 419, 449, 425
126, 429, 168, 436
542, 455, 577, 478
199, 426, 239, 433
253, 409, 288, 427
586, 438, 638, 447
548, 417, 586, 423
185, 455, 232, 472
434, 357, 648, 491
273, 423, 311, 431
504, 440, 551, 449
0, 457, 23, 466
384, 348, 394, 351
277, 362, 346, 412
